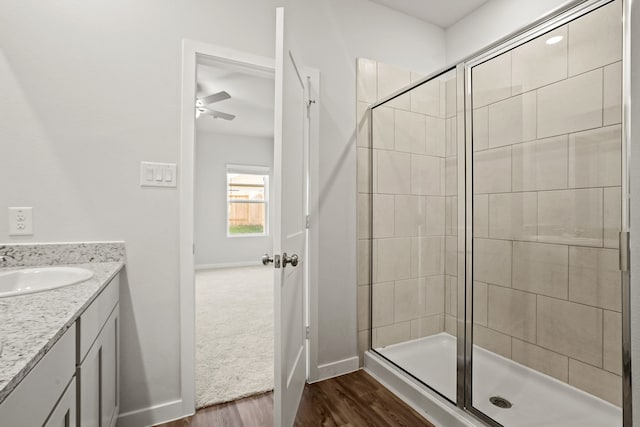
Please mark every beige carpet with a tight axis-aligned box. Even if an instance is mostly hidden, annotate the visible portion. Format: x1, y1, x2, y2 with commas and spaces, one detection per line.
195, 266, 274, 409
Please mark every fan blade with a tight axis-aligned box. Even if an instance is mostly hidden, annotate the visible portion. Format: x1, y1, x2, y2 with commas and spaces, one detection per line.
199, 90, 231, 106
202, 108, 236, 121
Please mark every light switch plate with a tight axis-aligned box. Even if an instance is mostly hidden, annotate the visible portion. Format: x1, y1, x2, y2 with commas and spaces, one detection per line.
8, 207, 33, 236
140, 162, 177, 188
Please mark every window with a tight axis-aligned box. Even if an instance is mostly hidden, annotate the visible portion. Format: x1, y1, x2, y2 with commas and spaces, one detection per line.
226, 166, 269, 237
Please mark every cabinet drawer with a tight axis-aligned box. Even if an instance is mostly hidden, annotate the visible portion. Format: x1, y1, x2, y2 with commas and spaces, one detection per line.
0, 326, 76, 426
78, 274, 119, 363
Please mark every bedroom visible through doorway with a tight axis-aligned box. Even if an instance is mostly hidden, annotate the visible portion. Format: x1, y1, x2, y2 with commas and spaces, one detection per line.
193, 58, 276, 409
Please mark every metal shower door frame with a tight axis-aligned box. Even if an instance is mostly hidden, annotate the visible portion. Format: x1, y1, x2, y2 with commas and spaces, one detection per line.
459, 0, 632, 425
367, 0, 632, 424
367, 65, 461, 407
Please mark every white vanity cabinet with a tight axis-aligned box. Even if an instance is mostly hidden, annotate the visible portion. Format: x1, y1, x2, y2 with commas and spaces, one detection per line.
0, 270, 120, 427
78, 275, 120, 427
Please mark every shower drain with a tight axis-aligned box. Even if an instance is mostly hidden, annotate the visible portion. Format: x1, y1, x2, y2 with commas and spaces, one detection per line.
489, 396, 512, 409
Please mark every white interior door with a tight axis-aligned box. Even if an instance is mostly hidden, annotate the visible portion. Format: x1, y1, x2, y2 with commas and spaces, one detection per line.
272, 6, 308, 427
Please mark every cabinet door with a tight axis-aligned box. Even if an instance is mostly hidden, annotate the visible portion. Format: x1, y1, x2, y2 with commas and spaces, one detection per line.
80, 334, 100, 427
80, 305, 119, 427
45, 377, 77, 427
102, 305, 119, 427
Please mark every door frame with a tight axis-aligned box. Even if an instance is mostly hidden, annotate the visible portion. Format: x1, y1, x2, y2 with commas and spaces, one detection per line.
178, 39, 320, 414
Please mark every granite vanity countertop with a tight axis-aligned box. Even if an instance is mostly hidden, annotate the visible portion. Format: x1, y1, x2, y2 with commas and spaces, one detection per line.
0, 261, 124, 405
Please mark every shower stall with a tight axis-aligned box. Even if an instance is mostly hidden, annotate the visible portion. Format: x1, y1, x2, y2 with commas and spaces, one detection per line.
359, 0, 631, 426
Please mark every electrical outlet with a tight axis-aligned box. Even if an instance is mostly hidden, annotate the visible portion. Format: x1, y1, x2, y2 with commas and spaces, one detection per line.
8, 207, 33, 236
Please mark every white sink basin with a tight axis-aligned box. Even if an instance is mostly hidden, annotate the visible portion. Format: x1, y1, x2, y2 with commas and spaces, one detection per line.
0, 267, 94, 298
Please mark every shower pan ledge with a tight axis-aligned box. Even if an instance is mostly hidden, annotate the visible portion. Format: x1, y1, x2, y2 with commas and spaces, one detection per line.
365, 333, 621, 427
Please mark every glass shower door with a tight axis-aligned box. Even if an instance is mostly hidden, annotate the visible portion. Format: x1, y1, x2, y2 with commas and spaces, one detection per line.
369, 67, 459, 402
468, 0, 624, 425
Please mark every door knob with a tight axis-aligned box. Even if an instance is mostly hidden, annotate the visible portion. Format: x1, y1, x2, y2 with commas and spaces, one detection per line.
262, 254, 280, 268
282, 252, 299, 268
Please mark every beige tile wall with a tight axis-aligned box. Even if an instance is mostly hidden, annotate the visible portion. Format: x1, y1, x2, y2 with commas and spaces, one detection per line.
356, 58, 457, 364
471, 0, 623, 406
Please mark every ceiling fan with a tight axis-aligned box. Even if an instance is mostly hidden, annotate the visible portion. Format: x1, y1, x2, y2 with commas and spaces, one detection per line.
195, 90, 236, 120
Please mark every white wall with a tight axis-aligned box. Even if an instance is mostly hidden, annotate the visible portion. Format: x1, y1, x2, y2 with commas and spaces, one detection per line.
0, 0, 445, 422
0, 0, 281, 420
445, 0, 571, 63
194, 131, 273, 267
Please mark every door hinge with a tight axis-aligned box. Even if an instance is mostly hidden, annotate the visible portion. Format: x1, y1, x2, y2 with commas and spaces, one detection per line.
305, 215, 310, 229
193, 244, 195, 254
306, 76, 316, 112
305, 326, 310, 339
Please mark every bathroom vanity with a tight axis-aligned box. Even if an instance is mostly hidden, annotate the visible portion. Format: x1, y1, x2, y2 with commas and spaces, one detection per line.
0, 243, 124, 427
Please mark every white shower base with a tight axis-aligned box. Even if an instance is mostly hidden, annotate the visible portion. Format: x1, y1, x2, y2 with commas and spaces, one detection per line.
373, 333, 621, 427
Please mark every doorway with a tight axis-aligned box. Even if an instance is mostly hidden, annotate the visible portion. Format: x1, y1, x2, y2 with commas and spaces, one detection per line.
193, 59, 276, 408
179, 35, 321, 423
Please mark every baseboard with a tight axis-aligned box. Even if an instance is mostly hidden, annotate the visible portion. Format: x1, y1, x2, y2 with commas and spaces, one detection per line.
195, 261, 261, 270
313, 356, 360, 383
117, 399, 190, 427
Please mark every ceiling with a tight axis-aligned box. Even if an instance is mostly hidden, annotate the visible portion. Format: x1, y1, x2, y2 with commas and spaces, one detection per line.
196, 63, 274, 139
368, 0, 489, 28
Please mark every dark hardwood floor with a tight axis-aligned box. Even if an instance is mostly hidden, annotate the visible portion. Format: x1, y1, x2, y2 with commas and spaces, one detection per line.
294, 369, 433, 427
156, 392, 273, 427
155, 370, 434, 427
